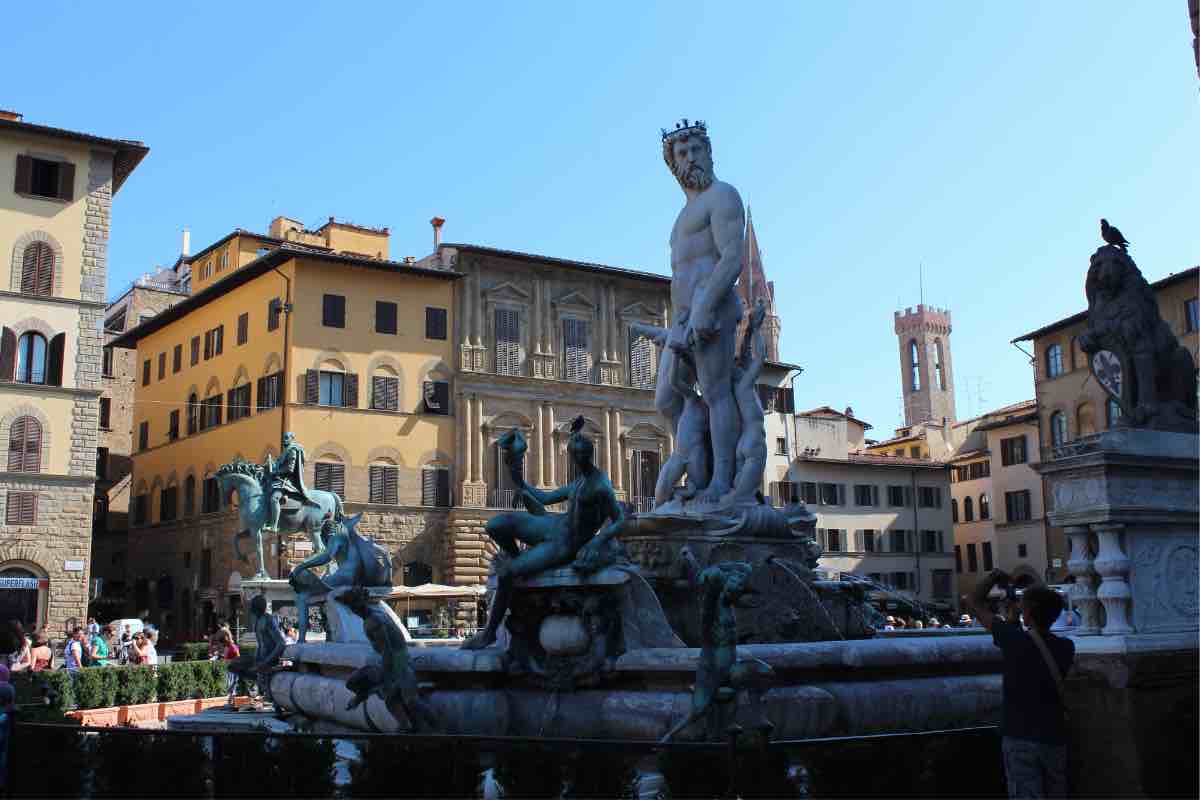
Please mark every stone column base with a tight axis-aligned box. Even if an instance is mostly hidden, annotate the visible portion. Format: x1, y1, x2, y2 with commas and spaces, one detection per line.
460, 481, 488, 508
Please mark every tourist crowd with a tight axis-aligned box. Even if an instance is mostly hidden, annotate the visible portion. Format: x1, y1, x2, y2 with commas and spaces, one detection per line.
2, 617, 161, 673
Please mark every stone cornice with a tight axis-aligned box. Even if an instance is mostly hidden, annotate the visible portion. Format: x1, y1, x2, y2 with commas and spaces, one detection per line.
0, 382, 102, 399
457, 372, 656, 408
0, 471, 96, 486
0, 289, 107, 310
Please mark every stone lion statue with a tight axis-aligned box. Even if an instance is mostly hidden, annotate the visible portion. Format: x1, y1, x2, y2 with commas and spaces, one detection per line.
1078, 245, 1198, 432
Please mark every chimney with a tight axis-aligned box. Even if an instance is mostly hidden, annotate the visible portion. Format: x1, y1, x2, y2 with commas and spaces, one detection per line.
431, 217, 445, 250
0, 109, 22, 122
181, 227, 191, 257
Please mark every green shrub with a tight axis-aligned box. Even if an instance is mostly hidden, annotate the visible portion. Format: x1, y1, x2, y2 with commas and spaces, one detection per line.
72, 666, 119, 709
176, 641, 211, 662
156, 662, 196, 701
39, 670, 74, 714
190, 659, 227, 698
114, 665, 157, 706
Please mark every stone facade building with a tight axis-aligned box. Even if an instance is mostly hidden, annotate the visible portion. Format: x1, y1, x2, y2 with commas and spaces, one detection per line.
0, 110, 146, 631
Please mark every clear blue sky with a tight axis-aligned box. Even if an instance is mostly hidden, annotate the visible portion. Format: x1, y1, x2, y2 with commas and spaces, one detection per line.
6, 2, 1197, 434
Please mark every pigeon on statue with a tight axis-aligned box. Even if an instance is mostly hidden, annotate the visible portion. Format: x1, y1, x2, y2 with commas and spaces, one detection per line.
1100, 218, 1130, 251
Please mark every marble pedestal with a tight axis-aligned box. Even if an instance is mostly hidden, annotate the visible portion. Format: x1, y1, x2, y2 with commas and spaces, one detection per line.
1036, 428, 1199, 798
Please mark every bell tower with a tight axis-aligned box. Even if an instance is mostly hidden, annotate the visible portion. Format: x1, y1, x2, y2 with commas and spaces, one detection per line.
894, 305, 956, 427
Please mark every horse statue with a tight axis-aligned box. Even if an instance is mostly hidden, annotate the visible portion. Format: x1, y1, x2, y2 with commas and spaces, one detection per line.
216, 460, 343, 578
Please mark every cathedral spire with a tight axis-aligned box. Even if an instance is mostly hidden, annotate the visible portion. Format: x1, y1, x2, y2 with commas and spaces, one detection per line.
737, 208, 781, 361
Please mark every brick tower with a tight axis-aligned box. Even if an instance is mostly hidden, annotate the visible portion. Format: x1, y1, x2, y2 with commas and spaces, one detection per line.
736, 210, 781, 361
894, 304, 956, 426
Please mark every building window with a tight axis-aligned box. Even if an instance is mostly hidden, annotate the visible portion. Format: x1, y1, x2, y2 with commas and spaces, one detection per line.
369, 464, 399, 504
7, 416, 42, 472
200, 395, 223, 430
825, 529, 842, 553
200, 548, 213, 586
799, 482, 817, 504
918, 486, 942, 508
319, 371, 346, 407
909, 339, 920, 390
931, 569, 952, 599
934, 339, 945, 390
890, 529, 909, 553
19, 242, 54, 296
371, 375, 399, 411
495, 308, 521, 376
963, 495, 974, 522
922, 530, 943, 553
1018, 543, 1028, 558
186, 393, 200, 435
4, 490, 36, 525
1000, 435, 1027, 466
102, 346, 114, 377
141, 358, 150, 386
132, 494, 148, 525
227, 384, 251, 422
982, 541, 994, 571
168, 409, 180, 440
1106, 397, 1122, 428
160, 486, 178, 523
1045, 344, 1064, 378
853, 484, 877, 506
15, 155, 74, 201
862, 530, 876, 553
157, 352, 166, 381
628, 450, 661, 511
201, 477, 221, 513
237, 312, 249, 346
1005, 490, 1032, 522
190, 336, 200, 366
979, 493, 990, 520
184, 475, 196, 517
629, 330, 656, 389
14, 331, 60, 386
138, 421, 149, 451
203, 326, 224, 359
314, 462, 346, 499
954, 545, 962, 573
819, 483, 843, 506
967, 543, 979, 572
376, 301, 397, 335
951, 498, 958, 523
425, 307, 448, 340
563, 318, 591, 382
1185, 298, 1199, 333
172, 344, 182, 373
421, 466, 451, 507
322, 294, 345, 328
96, 447, 108, 480
256, 372, 282, 412
909, 446, 921, 459
887, 485, 909, 507
775, 437, 788, 456
267, 298, 282, 332
422, 380, 450, 415
968, 461, 990, 480
1049, 411, 1067, 446
99, 397, 112, 430
768, 481, 797, 507
890, 571, 913, 591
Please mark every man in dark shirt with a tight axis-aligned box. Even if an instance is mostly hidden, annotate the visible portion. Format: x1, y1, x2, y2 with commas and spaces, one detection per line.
965, 569, 1075, 799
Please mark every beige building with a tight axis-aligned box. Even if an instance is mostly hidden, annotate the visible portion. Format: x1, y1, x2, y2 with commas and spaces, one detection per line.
784, 407, 957, 613
1011, 263, 1198, 581
0, 110, 147, 630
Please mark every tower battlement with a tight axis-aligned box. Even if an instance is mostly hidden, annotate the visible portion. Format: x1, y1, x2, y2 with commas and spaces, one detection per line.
894, 304, 952, 335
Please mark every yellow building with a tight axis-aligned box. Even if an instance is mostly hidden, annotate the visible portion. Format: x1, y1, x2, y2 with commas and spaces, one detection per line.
0, 110, 147, 629
110, 219, 457, 636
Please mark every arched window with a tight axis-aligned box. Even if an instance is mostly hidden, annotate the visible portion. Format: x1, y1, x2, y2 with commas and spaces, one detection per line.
1076, 402, 1096, 437
1050, 411, 1067, 446
1106, 397, 1122, 428
934, 339, 946, 390
313, 457, 345, 499
963, 495, 974, 522
951, 497, 959, 523
1045, 344, 1063, 378
979, 493, 990, 520
20, 242, 54, 296
368, 459, 399, 504
186, 393, 200, 435
7, 416, 42, 472
15, 333, 47, 384
184, 474, 196, 516
909, 340, 921, 391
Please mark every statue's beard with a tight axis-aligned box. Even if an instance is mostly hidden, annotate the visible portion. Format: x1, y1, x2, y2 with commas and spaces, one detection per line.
675, 163, 713, 191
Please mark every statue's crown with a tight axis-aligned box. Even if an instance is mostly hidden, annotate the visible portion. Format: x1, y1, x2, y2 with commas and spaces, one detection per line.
661, 118, 707, 141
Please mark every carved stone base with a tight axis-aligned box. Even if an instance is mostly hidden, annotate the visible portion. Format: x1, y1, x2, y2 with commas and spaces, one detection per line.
460, 481, 488, 508
531, 354, 556, 379
598, 359, 622, 386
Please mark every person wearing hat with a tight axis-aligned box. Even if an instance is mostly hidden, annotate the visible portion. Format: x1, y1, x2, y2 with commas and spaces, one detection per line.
883, 616, 896, 631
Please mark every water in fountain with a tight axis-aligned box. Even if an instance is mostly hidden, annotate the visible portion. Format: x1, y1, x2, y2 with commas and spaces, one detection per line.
767, 557, 845, 641
838, 573, 938, 624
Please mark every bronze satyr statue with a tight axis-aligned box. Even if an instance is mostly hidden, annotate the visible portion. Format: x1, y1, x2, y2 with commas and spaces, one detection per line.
461, 417, 624, 650
661, 546, 773, 742
337, 585, 436, 731
228, 593, 288, 704
1079, 244, 1198, 432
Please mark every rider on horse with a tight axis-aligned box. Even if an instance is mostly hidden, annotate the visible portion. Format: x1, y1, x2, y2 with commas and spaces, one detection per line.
262, 431, 318, 532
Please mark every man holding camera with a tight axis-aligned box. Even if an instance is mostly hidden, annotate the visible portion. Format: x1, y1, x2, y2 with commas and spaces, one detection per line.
964, 569, 1075, 799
